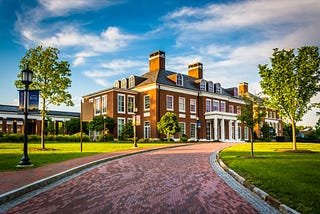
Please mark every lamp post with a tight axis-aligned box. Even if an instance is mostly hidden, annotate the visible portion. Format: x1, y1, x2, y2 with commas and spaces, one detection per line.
133, 108, 138, 147
196, 117, 201, 142
18, 66, 33, 167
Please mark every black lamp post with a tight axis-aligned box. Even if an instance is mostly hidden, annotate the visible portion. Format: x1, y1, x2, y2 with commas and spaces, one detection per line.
18, 67, 33, 167
133, 108, 138, 147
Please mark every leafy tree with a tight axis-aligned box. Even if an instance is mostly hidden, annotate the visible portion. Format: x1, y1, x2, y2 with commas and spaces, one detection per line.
259, 46, 320, 150
260, 123, 275, 142
16, 45, 73, 149
88, 116, 116, 133
65, 118, 88, 135
120, 120, 133, 140
157, 112, 181, 141
237, 95, 265, 157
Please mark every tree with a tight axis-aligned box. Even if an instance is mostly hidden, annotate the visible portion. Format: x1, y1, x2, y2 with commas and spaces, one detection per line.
259, 46, 320, 150
16, 45, 73, 149
260, 124, 275, 142
65, 118, 81, 135
120, 120, 133, 140
157, 112, 181, 141
237, 95, 265, 157
88, 116, 116, 133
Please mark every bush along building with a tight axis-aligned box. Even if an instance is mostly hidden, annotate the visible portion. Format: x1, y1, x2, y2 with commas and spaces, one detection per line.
82, 50, 283, 141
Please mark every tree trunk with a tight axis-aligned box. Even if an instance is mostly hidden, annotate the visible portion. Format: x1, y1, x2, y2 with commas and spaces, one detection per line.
250, 128, 254, 158
167, 133, 170, 142
41, 98, 46, 149
291, 120, 297, 150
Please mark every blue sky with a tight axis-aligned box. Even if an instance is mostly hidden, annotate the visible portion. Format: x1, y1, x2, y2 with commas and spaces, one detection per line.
0, 0, 319, 126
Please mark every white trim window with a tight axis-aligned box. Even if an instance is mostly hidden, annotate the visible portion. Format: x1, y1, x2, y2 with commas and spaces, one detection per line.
128, 96, 135, 114
117, 94, 125, 113
200, 79, 206, 91
237, 106, 241, 115
220, 101, 226, 112
215, 83, 221, 94
94, 97, 100, 115
144, 95, 150, 111
179, 97, 185, 112
121, 78, 127, 89
244, 127, 249, 140
179, 122, 186, 136
208, 81, 214, 92
102, 95, 107, 114
177, 74, 183, 86
229, 105, 234, 113
213, 100, 219, 111
190, 99, 196, 113
206, 99, 211, 112
166, 95, 174, 111
117, 118, 125, 138
129, 75, 135, 88
190, 123, 196, 139
144, 121, 151, 138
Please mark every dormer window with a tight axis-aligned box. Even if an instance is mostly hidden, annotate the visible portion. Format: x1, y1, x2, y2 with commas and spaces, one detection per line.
129, 75, 135, 88
200, 79, 206, 91
177, 73, 183, 86
208, 81, 214, 92
114, 80, 120, 88
121, 78, 127, 89
214, 83, 221, 94
233, 88, 238, 97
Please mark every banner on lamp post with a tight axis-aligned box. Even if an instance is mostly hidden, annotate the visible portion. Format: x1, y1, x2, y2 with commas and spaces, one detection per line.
19, 90, 39, 112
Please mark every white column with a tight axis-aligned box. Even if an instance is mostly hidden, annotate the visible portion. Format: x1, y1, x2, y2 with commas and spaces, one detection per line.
221, 119, 225, 141
235, 121, 239, 141
229, 120, 233, 141
214, 118, 218, 141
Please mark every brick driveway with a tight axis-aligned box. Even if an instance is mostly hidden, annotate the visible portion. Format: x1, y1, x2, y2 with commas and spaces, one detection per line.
3, 143, 259, 214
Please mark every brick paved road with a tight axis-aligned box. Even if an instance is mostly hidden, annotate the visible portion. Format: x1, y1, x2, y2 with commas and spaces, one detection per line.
3, 143, 260, 214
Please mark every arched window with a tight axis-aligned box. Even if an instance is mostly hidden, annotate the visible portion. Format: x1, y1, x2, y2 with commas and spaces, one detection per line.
129, 75, 135, 88
114, 80, 120, 88
214, 83, 221, 94
177, 73, 183, 86
208, 81, 214, 92
121, 78, 127, 89
200, 79, 206, 91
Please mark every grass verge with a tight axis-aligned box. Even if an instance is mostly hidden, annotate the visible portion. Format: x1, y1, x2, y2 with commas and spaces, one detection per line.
220, 142, 320, 214
0, 141, 173, 171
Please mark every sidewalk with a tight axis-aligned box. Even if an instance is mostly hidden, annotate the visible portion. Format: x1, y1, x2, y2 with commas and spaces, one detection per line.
0, 144, 188, 204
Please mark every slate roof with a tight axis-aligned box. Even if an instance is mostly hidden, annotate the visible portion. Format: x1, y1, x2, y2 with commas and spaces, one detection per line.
137, 69, 238, 98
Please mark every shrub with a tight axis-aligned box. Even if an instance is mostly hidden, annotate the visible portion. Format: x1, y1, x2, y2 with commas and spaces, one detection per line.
98, 133, 114, 142
137, 138, 149, 143
179, 134, 189, 143
28, 134, 40, 142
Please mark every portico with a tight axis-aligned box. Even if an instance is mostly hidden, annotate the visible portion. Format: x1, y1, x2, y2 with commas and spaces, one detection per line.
204, 111, 243, 142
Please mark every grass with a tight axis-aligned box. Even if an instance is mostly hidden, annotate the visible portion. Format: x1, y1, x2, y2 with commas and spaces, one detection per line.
0, 141, 173, 171
220, 142, 320, 214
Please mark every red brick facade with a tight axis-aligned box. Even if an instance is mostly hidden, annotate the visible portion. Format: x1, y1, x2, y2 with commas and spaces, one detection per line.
82, 51, 283, 141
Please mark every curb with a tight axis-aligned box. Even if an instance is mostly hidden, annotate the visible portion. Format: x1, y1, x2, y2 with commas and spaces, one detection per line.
0, 143, 191, 206
216, 151, 300, 214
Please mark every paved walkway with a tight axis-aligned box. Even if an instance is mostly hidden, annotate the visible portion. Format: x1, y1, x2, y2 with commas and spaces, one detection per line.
1, 143, 279, 213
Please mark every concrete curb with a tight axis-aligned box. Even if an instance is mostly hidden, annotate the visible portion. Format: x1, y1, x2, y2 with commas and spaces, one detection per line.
0, 143, 191, 206
216, 151, 300, 214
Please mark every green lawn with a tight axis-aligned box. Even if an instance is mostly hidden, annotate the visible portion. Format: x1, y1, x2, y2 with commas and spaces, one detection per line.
0, 141, 173, 171
220, 142, 320, 214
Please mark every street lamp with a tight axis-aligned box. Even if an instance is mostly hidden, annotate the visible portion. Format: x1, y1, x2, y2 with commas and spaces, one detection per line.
133, 108, 138, 147
196, 117, 201, 142
18, 66, 33, 167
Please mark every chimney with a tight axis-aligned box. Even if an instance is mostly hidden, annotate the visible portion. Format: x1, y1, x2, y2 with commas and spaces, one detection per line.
188, 62, 203, 79
238, 82, 248, 95
149, 50, 165, 72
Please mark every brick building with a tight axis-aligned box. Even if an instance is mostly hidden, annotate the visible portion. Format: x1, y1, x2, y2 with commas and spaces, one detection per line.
82, 50, 282, 141
0, 104, 79, 135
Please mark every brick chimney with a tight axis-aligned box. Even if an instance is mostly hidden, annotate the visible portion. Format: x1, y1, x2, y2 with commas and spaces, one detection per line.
149, 50, 165, 72
238, 82, 248, 95
188, 62, 203, 79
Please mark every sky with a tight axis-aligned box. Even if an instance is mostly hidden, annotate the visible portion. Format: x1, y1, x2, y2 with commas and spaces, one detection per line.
0, 0, 319, 126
